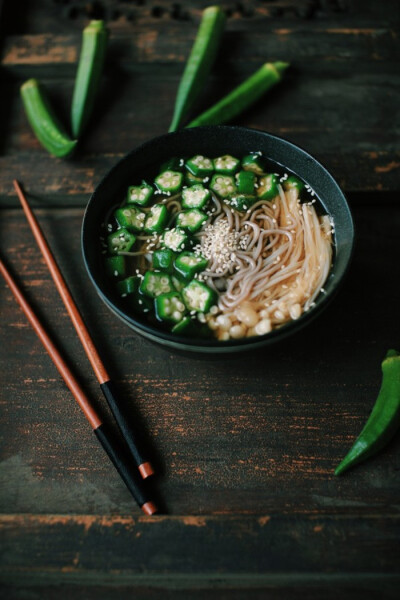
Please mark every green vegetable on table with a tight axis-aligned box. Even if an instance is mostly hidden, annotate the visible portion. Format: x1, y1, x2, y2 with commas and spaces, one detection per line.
335, 349, 400, 475
168, 6, 226, 132
21, 20, 107, 157
71, 20, 108, 138
20, 79, 77, 158
187, 62, 289, 128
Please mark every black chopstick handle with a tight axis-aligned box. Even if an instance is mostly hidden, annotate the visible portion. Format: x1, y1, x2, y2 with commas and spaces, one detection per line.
94, 423, 157, 515
100, 380, 154, 479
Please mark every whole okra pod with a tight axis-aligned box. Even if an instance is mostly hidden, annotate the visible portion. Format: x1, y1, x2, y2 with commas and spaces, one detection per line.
335, 349, 400, 475
20, 79, 77, 158
169, 6, 226, 132
187, 61, 289, 128
71, 20, 108, 138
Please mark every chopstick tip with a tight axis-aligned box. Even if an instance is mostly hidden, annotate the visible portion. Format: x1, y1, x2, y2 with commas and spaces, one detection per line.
141, 501, 158, 516
138, 461, 155, 479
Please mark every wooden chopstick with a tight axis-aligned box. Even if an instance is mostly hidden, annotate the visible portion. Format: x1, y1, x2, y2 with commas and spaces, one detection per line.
13, 180, 154, 479
0, 257, 157, 515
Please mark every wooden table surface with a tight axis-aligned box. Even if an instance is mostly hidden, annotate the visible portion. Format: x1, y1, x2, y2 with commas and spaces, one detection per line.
1, 1, 399, 598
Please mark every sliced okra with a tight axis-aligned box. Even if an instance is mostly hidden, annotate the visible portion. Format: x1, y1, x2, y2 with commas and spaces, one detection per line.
176, 209, 208, 233
107, 227, 136, 254
144, 204, 168, 234
210, 174, 237, 198
283, 175, 305, 193
236, 170, 256, 194
182, 279, 217, 313
152, 248, 176, 273
171, 316, 212, 338
105, 255, 126, 278
242, 153, 267, 175
181, 184, 210, 209
116, 276, 138, 297
185, 155, 214, 178
155, 292, 187, 324
162, 228, 188, 252
159, 157, 184, 172
120, 277, 154, 315
127, 182, 154, 207
115, 206, 146, 233
174, 251, 208, 281
185, 171, 204, 186
257, 174, 278, 200
228, 194, 256, 212
214, 154, 240, 175
155, 170, 183, 194
172, 275, 186, 292
171, 316, 197, 336
139, 271, 174, 299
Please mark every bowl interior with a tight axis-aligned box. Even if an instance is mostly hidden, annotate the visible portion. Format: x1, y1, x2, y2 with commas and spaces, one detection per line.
82, 126, 354, 352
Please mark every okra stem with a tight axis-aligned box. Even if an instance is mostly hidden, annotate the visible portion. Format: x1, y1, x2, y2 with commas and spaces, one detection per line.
168, 6, 226, 133
20, 79, 77, 158
334, 349, 400, 475
187, 61, 289, 128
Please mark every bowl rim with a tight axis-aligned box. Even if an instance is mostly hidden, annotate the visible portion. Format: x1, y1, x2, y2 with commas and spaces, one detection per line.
82, 125, 355, 349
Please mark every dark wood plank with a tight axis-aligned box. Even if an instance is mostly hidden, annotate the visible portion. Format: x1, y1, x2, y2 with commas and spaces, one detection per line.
1, 63, 399, 203
2, 0, 400, 35
0, 205, 399, 516
0, 3, 399, 594
0, 514, 399, 587
2, 25, 398, 74
1, 11, 399, 202
1, 584, 399, 600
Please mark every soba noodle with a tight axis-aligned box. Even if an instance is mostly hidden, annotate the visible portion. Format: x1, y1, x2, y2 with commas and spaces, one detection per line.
103, 155, 333, 341
131, 184, 332, 340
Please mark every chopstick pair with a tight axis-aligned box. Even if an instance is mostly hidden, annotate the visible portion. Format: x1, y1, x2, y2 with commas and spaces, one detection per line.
0, 180, 157, 514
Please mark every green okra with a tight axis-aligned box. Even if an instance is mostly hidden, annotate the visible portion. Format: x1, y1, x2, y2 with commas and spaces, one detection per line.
335, 349, 400, 475
187, 62, 289, 128
20, 79, 77, 158
71, 20, 108, 138
168, 6, 226, 132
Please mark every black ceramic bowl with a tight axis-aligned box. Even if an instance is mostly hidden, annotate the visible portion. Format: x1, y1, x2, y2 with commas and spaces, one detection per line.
82, 126, 354, 354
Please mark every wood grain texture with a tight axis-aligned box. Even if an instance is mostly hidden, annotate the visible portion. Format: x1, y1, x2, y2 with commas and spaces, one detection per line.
1, 0, 399, 594
0, 206, 399, 516
1, 585, 399, 600
1, 514, 399, 585
1, 18, 399, 202
3, 0, 400, 35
